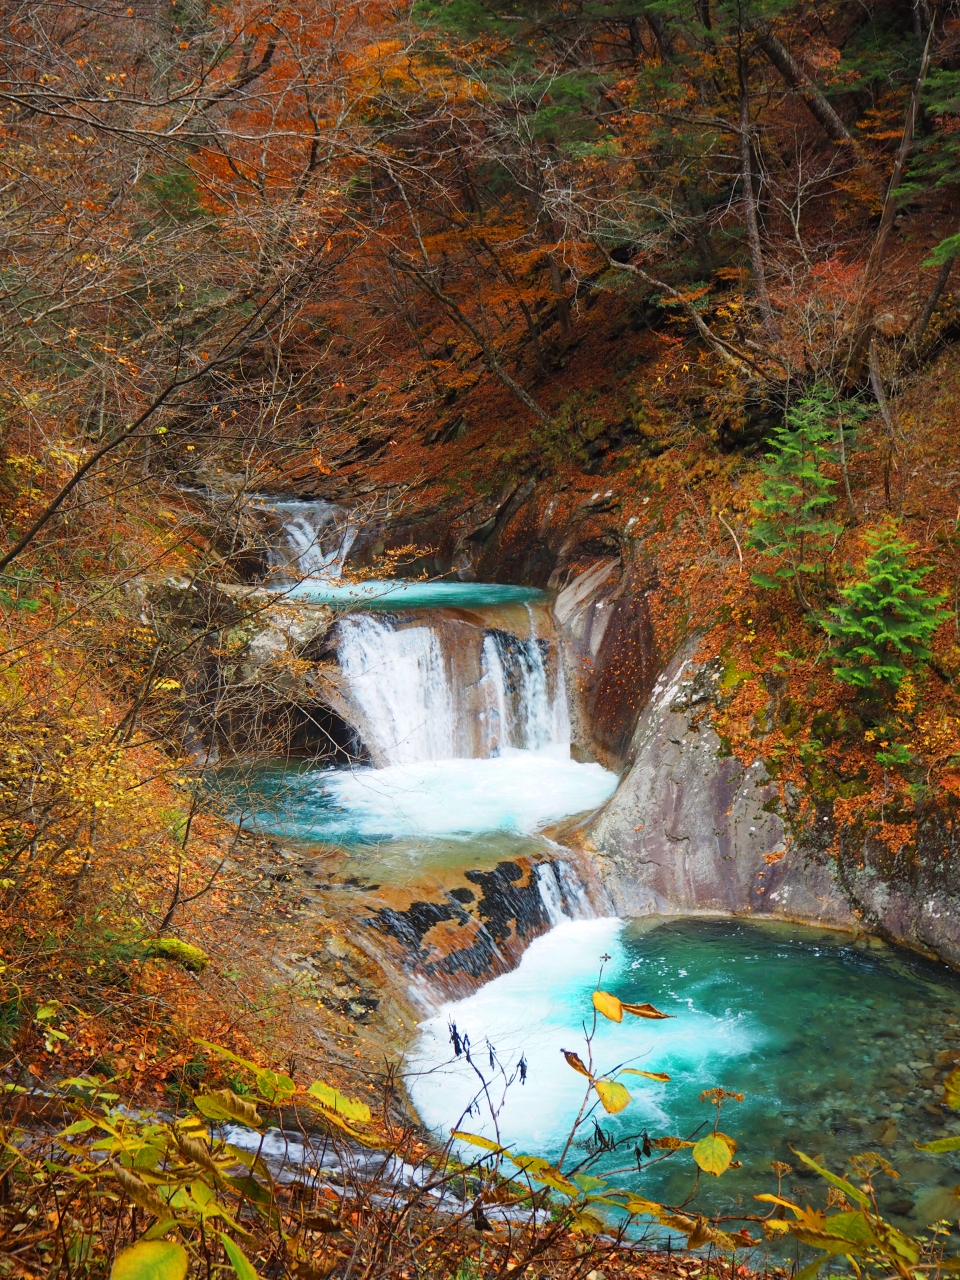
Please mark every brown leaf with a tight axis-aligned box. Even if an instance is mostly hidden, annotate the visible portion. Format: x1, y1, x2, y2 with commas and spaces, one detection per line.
561, 1049, 592, 1078
620, 1001, 673, 1019
686, 1218, 712, 1249
109, 1163, 168, 1220
302, 1214, 341, 1234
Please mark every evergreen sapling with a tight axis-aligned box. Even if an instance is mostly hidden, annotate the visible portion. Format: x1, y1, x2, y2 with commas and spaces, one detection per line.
748, 391, 843, 609
821, 520, 951, 695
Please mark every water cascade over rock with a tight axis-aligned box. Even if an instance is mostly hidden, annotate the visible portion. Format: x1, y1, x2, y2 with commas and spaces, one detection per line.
334, 607, 569, 766
257, 496, 358, 582
220, 498, 618, 995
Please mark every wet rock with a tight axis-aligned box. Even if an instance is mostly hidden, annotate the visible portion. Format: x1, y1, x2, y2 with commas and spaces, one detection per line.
582, 638, 960, 970
912, 1185, 960, 1224
359, 856, 590, 988
585, 642, 855, 925
553, 559, 658, 769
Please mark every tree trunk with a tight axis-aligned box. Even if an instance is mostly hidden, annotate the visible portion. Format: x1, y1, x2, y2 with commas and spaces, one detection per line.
752, 25, 862, 156
739, 62, 777, 336
645, 10, 674, 61
546, 252, 573, 348
913, 253, 956, 349
845, 24, 935, 379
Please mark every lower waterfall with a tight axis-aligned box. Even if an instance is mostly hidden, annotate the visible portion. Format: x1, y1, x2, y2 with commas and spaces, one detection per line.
534, 859, 595, 926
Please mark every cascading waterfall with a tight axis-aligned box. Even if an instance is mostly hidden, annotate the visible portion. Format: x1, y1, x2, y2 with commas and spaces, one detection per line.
338, 610, 570, 765
335, 616, 460, 765
235, 503, 618, 934
261, 498, 358, 581
534, 860, 595, 926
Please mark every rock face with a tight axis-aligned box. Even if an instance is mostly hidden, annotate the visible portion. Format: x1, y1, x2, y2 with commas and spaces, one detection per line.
586, 642, 857, 928
584, 639, 960, 969
360, 852, 604, 996
553, 559, 659, 769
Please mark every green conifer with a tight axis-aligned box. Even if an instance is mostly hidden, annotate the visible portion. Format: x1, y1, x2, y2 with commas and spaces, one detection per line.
748, 389, 843, 608
821, 520, 951, 694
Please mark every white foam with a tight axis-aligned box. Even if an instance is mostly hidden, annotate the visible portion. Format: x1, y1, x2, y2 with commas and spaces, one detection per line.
406, 918, 758, 1159
319, 748, 618, 839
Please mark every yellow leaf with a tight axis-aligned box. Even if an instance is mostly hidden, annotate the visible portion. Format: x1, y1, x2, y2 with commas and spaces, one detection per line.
194, 1090, 262, 1128
693, 1134, 733, 1176
111, 1242, 188, 1280
620, 1194, 663, 1215
452, 1131, 504, 1153
508, 1155, 577, 1196
306, 1080, 371, 1123
620, 1068, 671, 1082
592, 990, 623, 1022
569, 1209, 605, 1234
594, 1079, 631, 1114
945, 1065, 960, 1109
755, 1193, 801, 1216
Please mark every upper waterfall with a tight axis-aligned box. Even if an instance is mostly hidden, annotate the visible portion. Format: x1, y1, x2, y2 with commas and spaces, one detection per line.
254, 497, 358, 582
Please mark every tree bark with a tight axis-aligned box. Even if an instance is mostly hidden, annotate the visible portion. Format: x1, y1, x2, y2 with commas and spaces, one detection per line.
752, 25, 861, 155
739, 62, 778, 335
546, 252, 573, 347
913, 253, 956, 348
645, 10, 674, 61
845, 24, 935, 378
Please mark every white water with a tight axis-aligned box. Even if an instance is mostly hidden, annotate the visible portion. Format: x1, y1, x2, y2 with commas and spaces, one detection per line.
262, 498, 358, 581
406, 919, 758, 1157
480, 609, 570, 753
336, 612, 572, 765
534, 859, 593, 925
317, 749, 617, 840
336, 616, 458, 764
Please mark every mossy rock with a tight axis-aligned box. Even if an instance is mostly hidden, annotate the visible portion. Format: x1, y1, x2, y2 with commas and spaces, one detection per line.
148, 938, 209, 973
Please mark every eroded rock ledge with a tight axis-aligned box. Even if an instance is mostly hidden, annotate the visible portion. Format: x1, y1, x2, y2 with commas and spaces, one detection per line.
579, 640, 960, 971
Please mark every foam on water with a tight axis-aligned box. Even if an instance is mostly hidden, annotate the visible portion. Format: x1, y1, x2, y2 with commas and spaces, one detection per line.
406, 918, 759, 1159
407, 917, 960, 1233
237, 748, 618, 843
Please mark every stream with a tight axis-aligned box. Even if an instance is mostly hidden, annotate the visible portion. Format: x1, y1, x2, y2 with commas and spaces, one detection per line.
222, 498, 960, 1242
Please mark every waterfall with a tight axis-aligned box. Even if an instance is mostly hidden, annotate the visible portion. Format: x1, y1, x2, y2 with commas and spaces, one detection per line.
337, 609, 570, 765
261, 498, 357, 581
535, 859, 595, 925
535, 862, 568, 926
479, 616, 569, 754
336, 616, 459, 765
